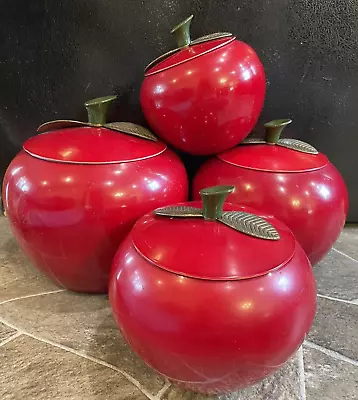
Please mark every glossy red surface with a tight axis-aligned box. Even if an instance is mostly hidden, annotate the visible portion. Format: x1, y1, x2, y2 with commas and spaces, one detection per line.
3, 148, 188, 293
24, 126, 166, 164
109, 204, 316, 394
133, 201, 296, 280
193, 157, 348, 265
219, 144, 328, 172
140, 40, 266, 155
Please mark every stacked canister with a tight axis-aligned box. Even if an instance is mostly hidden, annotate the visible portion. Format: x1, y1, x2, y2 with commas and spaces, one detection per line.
2, 15, 348, 394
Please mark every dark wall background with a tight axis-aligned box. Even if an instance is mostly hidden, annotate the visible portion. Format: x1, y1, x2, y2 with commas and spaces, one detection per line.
1, 0, 357, 220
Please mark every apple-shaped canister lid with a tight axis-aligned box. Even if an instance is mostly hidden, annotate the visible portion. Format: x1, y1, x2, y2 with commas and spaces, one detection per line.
219, 119, 328, 172
24, 95, 165, 164
132, 185, 296, 280
141, 15, 266, 155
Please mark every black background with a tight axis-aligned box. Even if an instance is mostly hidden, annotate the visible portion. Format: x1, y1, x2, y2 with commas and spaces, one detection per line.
1, 1, 357, 221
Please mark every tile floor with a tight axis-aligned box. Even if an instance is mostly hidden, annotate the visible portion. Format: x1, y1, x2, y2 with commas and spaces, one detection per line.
0, 216, 357, 399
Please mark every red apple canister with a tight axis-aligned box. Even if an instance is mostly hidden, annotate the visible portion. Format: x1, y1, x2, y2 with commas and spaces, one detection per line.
192, 119, 348, 265
140, 15, 266, 155
2, 95, 188, 293
109, 185, 316, 394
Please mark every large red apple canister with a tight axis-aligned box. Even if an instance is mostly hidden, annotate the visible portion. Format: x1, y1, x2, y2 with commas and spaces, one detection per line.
140, 15, 266, 155
109, 185, 316, 394
2, 95, 188, 293
193, 119, 349, 265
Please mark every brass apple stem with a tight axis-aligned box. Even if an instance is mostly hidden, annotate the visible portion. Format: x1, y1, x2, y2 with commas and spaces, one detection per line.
171, 15, 193, 48
264, 119, 292, 144
200, 185, 235, 221
84, 95, 117, 126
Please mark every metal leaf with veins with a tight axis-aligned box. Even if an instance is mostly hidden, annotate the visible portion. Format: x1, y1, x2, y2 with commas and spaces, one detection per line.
277, 138, 319, 154
154, 206, 280, 241
145, 32, 233, 72
190, 32, 233, 45
219, 211, 280, 240
105, 122, 158, 142
154, 206, 203, 218
241, 137, 266, 145
37, 120, 94, 134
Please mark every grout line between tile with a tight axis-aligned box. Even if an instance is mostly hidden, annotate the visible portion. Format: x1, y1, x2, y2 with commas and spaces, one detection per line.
0, 315, 156, 400
297, 346, 306, 400
317, 293, 358, 306
155, 381, 171, 399
0, 331, 22, 347
0, 317, 19, 331
304, 340, 358, 367
332, 247, 358, 263
0, 289, 66, 306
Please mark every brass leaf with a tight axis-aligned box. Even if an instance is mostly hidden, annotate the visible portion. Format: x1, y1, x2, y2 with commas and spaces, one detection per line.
277, 138, 319, 154
241, 138, 267, 145
190, 32, 233, 45
37, 120, 93, 134
154, 206, 203, 218
105, 122, 158, 142
219, 211, 280, 240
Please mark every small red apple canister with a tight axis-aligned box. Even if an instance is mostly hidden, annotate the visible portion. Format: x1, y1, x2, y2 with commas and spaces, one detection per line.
193, 119, 349, 265
2, 95, 188, 293
140, 15, 266, 155
109, 185, 316, 394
